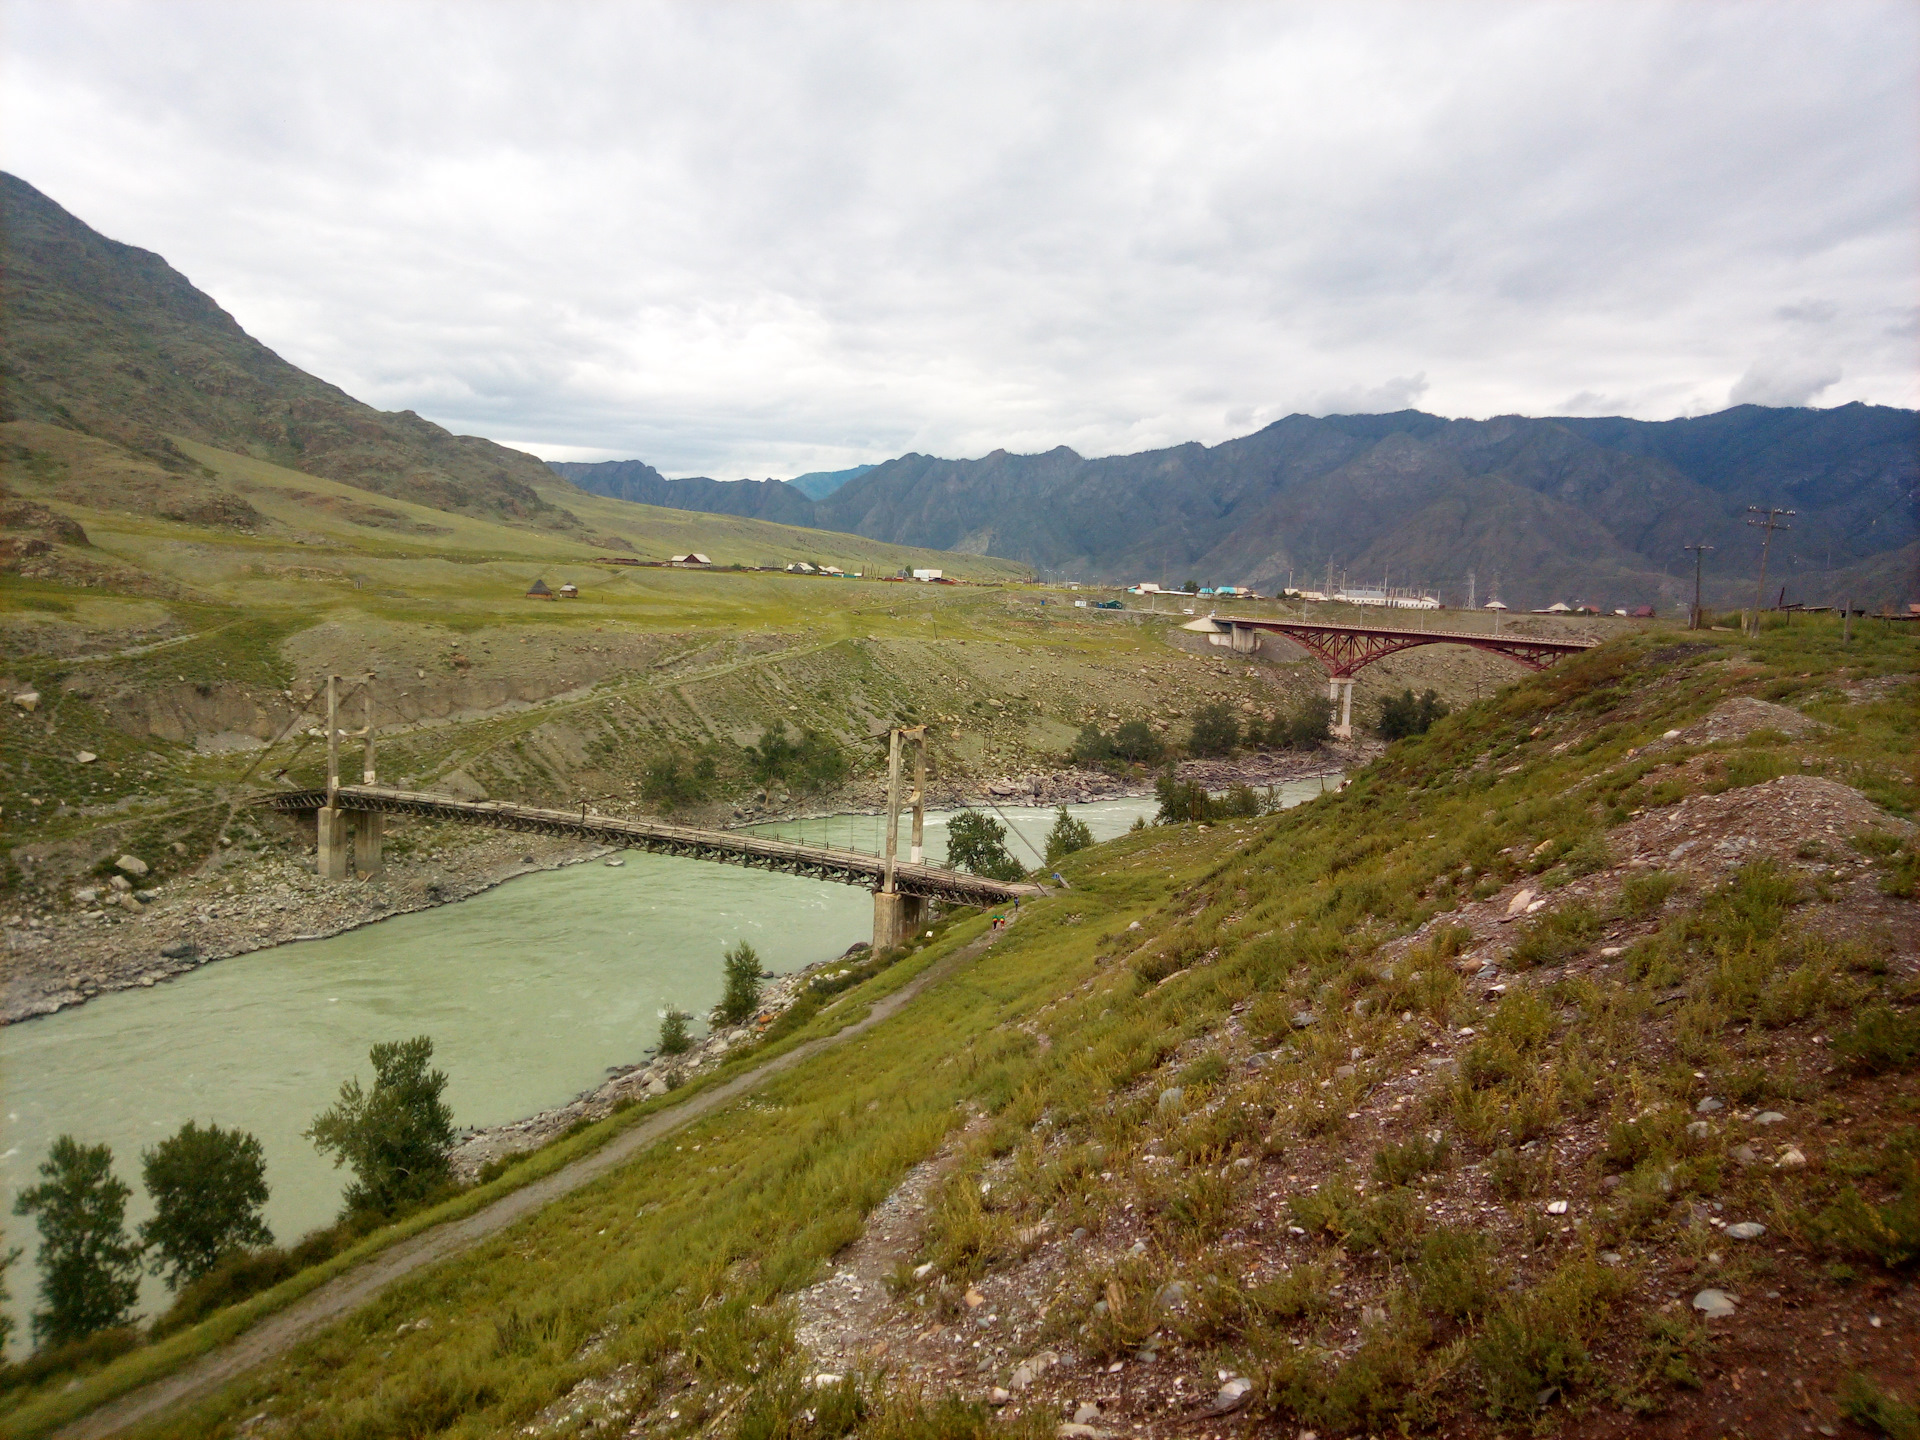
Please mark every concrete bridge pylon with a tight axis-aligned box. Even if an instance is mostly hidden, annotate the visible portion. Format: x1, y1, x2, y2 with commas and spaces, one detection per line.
875, 725, 930, 949
317, 674, 386, 881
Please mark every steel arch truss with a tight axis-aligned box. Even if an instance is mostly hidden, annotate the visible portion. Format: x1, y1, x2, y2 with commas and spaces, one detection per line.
1218, 619, 1594, 679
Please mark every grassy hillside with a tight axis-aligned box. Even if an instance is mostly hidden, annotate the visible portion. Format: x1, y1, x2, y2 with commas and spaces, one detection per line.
11, 613, 1913, 1439
7, 422, 1585, 911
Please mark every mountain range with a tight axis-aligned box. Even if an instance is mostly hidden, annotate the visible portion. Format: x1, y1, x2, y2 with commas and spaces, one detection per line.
559, 407, 1917, 609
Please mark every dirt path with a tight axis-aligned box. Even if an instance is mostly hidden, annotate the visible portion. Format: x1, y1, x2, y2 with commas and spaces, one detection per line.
56, 924, 1012, 1440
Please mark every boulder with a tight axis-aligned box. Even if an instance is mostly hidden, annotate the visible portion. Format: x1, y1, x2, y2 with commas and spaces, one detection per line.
115, 854, 150, 878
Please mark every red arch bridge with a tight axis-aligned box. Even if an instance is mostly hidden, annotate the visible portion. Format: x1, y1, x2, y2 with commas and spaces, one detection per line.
1189, 614, 1597, 737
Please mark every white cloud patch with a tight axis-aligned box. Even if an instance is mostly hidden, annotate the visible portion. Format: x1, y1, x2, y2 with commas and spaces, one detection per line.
1305, 374, 1432, 417
1729, 357, 1846, 408
1, 0, 1913, 475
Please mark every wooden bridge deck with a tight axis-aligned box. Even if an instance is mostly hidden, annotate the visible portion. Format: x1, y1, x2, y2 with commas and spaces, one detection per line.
256, 785, 1043, 907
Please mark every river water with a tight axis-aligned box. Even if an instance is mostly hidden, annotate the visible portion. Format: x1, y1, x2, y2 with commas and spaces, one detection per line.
0, 783, 1332, 1348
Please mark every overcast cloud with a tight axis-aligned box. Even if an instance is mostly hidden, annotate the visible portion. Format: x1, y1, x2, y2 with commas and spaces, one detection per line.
4, 0, 1915, 476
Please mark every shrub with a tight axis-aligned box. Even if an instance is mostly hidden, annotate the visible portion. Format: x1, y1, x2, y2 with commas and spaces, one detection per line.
1287, 1176, 1421, 1259
642, 750, 715, 811
1379, 688, 1447, 741
1471, 1257, 1630, 1418
1840, 1373, 1920, 1440
1043, 807, 1094, 865
718, 942, 764, 1024
1621, 870, 1680, 917
148, 1245, 299, 1339
1414, 1229, 1504, 1323
658, 1007, 694, 1055
306, 1036, 457, 1218
749, 724, 849, 793
12, 1136, 144, 1348
945, 810, 1025, 881
1816, 1174, 1920, 1270
139, 1121, 273, 1289
0, 1241, 13, 1354
1373, 1133, 1451, 1187
0, 1325, 140, 1397
1834, 1004, 1920, 1074
1509, 903, 1603, 969
1188, 703, 1239, 757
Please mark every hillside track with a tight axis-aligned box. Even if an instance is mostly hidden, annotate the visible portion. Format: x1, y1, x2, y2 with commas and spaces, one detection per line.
54, 925, 1013, 1439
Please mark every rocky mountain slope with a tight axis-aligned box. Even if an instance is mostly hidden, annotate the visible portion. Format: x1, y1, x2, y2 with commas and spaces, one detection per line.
1, 173, 577, 528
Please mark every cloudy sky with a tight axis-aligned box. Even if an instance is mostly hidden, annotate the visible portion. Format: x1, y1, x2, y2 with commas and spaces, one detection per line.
4, 1, 1915, 477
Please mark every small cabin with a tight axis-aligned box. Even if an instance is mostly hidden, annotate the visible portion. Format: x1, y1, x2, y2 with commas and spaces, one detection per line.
558, 583, 579, 599
526, 578, 555, 600
670, 553, 712, 568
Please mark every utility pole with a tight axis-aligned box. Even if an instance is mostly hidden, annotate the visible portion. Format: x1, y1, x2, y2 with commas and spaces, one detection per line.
1746, 507, 1795, 637
1467, 570, 1476, 611
1683, 542, 1714, 630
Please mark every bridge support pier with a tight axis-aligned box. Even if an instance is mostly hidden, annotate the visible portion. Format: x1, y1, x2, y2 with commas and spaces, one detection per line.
1328, 678, 1355, 740
1230, 625, 1258, 654
316, 806, 349, 881
353, 811, 385, 878
873, 890, 926, 952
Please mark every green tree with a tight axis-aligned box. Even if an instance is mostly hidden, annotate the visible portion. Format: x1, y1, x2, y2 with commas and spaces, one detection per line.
1154, 771, 1215, 824
1070, 724, 1115, 765
717, 942, 763, 1025
657, 1007, 693, 1055
1379, 687, 1449, 741
1188, 702, 1239, 757
946, 810, 1025, 881
1284, 695, 1335, 748
1043, 806, 1094, 865
139, 1122, 273, 1289
306, 1037, 456, 1218
12, 1136, 143, 1347
1110, 719, 1161, 763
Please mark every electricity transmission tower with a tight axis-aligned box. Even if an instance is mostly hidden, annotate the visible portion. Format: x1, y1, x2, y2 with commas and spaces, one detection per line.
1683, 542, 1714, 630
1745, 507, 1795, 636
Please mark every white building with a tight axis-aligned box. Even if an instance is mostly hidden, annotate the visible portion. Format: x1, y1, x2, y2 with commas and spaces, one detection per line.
1334, 585, 1440, 610
911, 567, 943, 581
